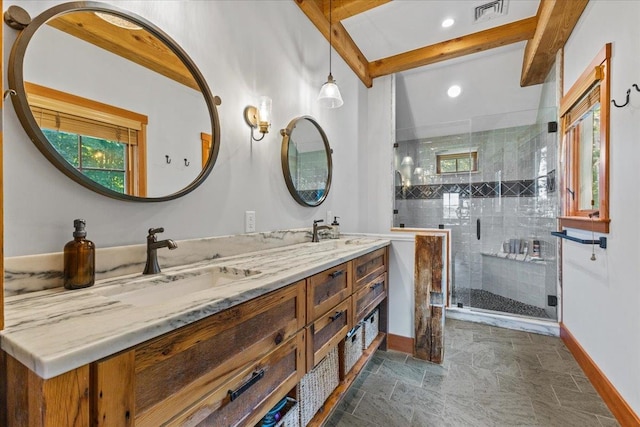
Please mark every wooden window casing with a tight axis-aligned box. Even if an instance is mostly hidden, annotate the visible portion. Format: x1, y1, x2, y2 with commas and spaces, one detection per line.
25, 82, 148, 197
436, 151, 478, 175
559, 44, 611, 233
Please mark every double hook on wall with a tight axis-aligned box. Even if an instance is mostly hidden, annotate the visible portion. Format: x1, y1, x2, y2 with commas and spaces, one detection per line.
611, 83, 640, 108
165, 155, 190, 167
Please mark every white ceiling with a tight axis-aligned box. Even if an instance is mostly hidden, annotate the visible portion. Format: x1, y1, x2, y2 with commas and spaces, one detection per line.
341, 0, 540, 61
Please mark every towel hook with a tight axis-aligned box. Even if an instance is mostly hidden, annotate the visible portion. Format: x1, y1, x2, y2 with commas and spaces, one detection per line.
184, 158, 190, 167
612, 89, 631, 108
165, 155, 171, 164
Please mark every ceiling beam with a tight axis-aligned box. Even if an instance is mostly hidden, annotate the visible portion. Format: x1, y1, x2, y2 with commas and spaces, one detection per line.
520, 0, 588, 87
295, 0, 372, 87
321, 0, 392, 22
368, 16, 537, 79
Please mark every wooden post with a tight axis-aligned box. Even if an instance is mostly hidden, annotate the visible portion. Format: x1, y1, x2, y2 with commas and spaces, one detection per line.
414, 234, 444, 363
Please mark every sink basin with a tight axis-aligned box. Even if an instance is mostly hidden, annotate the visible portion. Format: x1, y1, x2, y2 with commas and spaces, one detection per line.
99, 266, 261, 307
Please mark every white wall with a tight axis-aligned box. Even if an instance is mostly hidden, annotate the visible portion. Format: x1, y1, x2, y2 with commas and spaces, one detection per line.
395, 43, 542, 141
3, 0, 366, 256
561, 1, 640, 415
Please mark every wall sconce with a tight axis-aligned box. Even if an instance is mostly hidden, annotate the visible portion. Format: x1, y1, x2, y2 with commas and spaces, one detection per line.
244, 96, 272, 141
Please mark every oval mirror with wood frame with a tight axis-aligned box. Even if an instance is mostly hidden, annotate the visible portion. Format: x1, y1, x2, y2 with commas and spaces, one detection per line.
6, 1, 221, 202
280, 116, 332, 207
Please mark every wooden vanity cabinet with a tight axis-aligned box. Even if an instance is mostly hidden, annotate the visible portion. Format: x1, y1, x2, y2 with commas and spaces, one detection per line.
1, 246, 390, 427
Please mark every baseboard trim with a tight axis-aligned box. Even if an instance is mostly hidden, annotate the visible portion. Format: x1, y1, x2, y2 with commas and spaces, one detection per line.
560, 323, 640, 426
387, 333, 414, 354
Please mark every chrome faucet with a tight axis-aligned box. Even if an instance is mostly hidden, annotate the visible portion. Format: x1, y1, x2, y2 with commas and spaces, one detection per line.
312, 219, 331, 243
143, 227, 178, 275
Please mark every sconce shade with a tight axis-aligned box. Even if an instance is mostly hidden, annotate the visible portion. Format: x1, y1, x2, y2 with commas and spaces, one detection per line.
317, 74, 343, 109
257, 96, 272, 133
244, 95, 272, 141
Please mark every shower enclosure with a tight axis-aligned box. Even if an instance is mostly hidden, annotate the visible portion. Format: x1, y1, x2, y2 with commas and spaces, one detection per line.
394, 110, 559, 320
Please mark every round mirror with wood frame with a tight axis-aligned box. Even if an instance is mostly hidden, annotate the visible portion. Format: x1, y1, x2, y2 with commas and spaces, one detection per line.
6, 1, 221, 202
280, 116, 332, 207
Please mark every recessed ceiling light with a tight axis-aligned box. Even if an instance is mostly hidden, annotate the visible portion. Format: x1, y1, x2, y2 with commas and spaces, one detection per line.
448, 85, 462, 98
442, 18, 455, 28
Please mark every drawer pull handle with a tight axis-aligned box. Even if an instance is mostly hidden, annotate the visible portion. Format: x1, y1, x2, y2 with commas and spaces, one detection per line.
370, 282, 384, 291
329, 270, 344, 279
228, 369, 265, 401
330, 311, 344, 322
357, 266, 365, 276
274, 332, 284, 345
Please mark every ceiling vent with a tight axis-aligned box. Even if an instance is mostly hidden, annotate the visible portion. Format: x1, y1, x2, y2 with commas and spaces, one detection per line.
474, 0, 508, 23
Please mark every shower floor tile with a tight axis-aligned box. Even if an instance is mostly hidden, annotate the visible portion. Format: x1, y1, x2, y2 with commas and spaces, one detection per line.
324, 319, 619, 426
454, 288, 550, 319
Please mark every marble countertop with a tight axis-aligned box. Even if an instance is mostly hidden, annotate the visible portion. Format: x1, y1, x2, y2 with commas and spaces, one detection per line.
1, 237, 390, 379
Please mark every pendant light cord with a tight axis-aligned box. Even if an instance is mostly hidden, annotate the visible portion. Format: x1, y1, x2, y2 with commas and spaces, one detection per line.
329, 0, 332, 77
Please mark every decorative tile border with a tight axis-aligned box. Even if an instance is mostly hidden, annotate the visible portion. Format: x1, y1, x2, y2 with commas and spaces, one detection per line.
396, 171, 556, 200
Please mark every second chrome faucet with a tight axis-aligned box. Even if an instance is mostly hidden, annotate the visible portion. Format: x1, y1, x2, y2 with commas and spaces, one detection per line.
143, 227, 177, 274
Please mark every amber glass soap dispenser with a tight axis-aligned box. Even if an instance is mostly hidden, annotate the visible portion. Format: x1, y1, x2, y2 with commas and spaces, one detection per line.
64, 219, 95, 289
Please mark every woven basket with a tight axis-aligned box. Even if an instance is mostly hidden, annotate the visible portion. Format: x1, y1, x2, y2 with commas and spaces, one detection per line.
362, 308, 379, 350
343, 325, 363, 376
298, 346, 339, 426
275, 397, 299, 427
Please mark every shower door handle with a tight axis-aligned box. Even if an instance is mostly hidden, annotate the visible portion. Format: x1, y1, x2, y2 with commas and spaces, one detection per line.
476, 218, 481, 240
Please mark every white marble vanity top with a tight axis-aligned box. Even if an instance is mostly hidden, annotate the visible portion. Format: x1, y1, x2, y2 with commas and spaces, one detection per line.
1, 237, 389, 379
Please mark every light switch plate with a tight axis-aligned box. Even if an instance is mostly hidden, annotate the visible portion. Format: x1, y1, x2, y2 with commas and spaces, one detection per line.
245, 211, 256, 233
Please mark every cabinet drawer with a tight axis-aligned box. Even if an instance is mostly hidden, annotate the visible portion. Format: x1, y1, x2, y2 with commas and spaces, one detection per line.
306, 297, 352, 370
172, 332, 305, 427
353, 248, 387, 291
353, 273, 387, 324
307, 262, 352, 322
134, 281, 306, 426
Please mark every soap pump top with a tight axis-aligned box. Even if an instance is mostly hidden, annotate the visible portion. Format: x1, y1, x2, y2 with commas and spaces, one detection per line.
331, 216, 340, 239
64, 219, 96, 290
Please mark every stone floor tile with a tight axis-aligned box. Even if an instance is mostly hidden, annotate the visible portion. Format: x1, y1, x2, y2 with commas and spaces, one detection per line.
335, 386, 365, 414
571, 374, 599, 395
475, 390, 536, 425
553, 385, 615, 418
536, 351, 584, 376
377, 359, 426, 387
373, 350, 408, 363
389, 381, 445, 417
497, 373, 559, 404
531, 399, 602, 427
328, 319, 616, 427
351, 371, 397, 399
596, 415, 621, 427
352, 392, 413, 427
324, 409, 379, 427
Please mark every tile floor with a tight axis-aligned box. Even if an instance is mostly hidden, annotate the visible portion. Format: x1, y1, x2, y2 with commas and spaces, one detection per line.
324, 319, 619, 427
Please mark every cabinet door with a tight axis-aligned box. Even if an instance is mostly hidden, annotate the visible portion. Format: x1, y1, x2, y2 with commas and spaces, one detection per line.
306, 297, 352, 370
353, 248, 387, 292
353, 273, 387, 324
134, 281, 305, 426
307, 262, 352, 322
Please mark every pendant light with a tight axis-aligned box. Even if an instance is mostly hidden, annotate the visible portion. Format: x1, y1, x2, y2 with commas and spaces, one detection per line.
317, 0, 343, 108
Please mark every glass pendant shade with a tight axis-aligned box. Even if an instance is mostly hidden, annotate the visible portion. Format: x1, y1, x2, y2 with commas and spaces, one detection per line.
317, 73, 343, 108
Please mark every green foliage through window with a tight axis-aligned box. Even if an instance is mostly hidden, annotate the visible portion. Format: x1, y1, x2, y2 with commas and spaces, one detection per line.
43, 129, 126, 193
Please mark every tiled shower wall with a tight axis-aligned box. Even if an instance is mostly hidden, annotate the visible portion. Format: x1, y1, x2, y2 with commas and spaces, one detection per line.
394, 122, 558, 319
